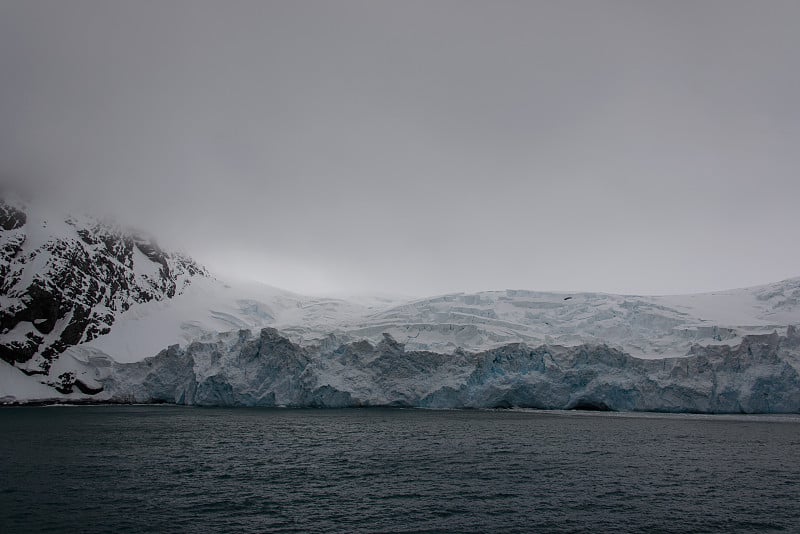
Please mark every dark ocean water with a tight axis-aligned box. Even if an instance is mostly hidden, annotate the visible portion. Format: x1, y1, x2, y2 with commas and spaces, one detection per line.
1, 407, 798, 533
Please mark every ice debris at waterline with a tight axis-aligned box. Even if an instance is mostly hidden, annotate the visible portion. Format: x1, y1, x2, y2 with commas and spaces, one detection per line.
3, 327, 799, 413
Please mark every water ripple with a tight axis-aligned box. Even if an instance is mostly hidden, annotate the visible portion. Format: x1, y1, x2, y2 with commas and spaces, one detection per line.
0, 407, 798, 533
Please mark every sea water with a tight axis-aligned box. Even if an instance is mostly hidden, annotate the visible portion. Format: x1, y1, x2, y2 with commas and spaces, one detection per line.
1, 406, 798, 533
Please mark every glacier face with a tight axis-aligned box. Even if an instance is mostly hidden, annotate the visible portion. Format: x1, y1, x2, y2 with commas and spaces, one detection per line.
41, 326, 799, 413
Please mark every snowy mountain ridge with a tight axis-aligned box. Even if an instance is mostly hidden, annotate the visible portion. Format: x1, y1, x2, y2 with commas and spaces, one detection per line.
1, 195, 799, 411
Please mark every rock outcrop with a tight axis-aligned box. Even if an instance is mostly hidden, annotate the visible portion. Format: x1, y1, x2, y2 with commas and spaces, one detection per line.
0, 196, 206, 373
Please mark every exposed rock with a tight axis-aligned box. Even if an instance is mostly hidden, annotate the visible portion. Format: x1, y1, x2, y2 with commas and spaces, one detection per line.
0, 196, 207, 372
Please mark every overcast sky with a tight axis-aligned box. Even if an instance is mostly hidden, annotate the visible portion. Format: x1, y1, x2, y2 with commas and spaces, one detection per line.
1, 0, 799, 296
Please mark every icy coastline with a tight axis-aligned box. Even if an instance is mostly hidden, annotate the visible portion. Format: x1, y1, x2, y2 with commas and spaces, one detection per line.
6, 327, 797, 414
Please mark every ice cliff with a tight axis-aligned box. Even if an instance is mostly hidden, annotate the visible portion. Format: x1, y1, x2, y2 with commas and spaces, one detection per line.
22, 326, 799, 413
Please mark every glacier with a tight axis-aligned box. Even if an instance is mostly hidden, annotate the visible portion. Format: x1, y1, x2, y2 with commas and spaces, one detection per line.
10, 326, 797, 413
2, 193, 800, 412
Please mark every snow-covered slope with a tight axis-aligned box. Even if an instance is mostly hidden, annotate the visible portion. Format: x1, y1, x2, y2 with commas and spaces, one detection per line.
79, 276, 390, 364
340, 279, 800, 359
68, 275, 800, 365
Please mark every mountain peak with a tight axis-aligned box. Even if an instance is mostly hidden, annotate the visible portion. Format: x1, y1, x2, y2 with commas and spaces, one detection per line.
0, 195, 207, 373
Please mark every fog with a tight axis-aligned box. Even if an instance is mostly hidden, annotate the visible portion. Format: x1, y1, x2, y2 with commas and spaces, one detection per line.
2, 0, 799, 296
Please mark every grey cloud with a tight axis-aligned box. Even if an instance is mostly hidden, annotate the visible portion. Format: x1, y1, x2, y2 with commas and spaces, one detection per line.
1, 0, 799, 295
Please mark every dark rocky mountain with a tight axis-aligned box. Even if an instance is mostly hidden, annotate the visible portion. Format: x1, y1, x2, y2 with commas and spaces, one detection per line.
0, 195, 206, 374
